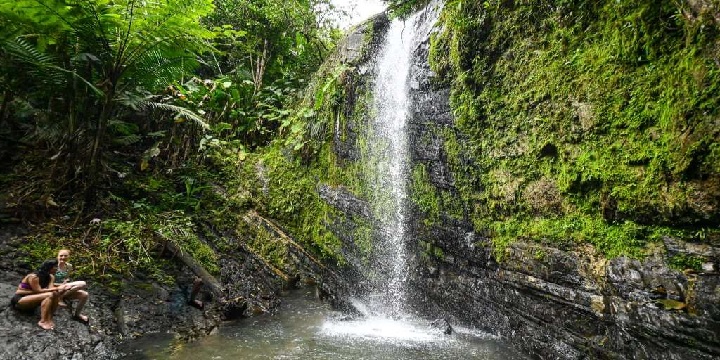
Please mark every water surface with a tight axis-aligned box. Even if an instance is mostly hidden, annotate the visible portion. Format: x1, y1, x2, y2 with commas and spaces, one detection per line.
125, 288, 526, 360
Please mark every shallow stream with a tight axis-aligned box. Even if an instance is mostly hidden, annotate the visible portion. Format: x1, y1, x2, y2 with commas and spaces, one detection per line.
123, 288, 526, 360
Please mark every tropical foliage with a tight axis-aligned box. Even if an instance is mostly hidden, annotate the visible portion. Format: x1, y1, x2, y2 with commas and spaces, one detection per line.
0, 0, 214, 202
0, 0, 342, 281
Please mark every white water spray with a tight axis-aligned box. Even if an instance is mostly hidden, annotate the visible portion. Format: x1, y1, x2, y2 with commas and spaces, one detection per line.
322, 2, 450, 344
366, 13, 418, 316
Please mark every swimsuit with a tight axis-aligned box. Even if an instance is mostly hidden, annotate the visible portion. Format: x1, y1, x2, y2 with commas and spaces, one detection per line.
55, 264, 71, 283
13, 280, 32, 307
9, 293, 36, 314
11, 276, 43, 314
10, 293, 25, 306
54, 269, 68, 283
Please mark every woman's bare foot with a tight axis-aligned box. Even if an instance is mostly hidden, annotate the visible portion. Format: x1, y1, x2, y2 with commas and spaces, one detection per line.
189, 299, 204, 309
38, 321, 54, 330
72, 314, 89, 324
58, 301, 68, 308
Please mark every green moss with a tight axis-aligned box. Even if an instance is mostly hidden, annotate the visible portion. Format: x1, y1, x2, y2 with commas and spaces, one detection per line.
419, 240, 445, 260
430, 0, 720, 259
155, 211, 220, 276
668, 253, 705, 272
411, 163, 441, 225
17, 233, 56, 267
352, 216, 374, 256
246, 222, 288, 268
235, 145, 344, 260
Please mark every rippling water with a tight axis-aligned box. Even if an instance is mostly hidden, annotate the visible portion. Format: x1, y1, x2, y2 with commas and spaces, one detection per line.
124, 288, 526, 360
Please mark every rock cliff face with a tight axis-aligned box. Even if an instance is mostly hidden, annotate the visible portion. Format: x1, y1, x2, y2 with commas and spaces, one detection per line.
321, 4, 720, 359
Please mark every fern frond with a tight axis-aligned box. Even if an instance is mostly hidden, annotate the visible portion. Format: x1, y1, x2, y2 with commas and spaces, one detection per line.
142, 101, 210, 130
113, 134, 142, 146
107, 118, 139, 136
2, 37, 103, 96
308, 117, 327, 141
115, 90, 151, 111
1, 37, 64, 85
22, 119, 65, 145
124, 47, 198, 93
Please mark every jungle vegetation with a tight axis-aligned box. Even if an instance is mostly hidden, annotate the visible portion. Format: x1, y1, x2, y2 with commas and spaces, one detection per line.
0, 0, 347, 282
0, 0, 718, 285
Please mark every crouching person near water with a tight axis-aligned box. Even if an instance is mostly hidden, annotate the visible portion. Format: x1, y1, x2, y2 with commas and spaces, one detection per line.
55, 249, 89, 324
10, 259, 69, 330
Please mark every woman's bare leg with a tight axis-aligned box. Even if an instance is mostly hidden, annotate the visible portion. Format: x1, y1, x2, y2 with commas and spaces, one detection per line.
59, 281, 86, 306
15, 292, 52, 310
39, 294, 57, 330
66, 290, 89, 322
16, 292, 58, 330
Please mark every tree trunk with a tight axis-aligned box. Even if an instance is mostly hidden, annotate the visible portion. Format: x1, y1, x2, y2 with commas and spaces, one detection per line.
162, 239, 224, 299
0, 89, 11, 125
85, 89, 114, 204
252, 39, 269, 95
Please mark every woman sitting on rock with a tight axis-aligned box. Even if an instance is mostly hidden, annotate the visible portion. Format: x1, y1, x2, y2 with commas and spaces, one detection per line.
10, 259, 69, 330
55, 249, 89, 324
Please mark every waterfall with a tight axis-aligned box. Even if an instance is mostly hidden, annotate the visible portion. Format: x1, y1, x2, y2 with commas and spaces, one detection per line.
360, 2, 441, 317
322, 1, 448, 343
364, 14, 418, 316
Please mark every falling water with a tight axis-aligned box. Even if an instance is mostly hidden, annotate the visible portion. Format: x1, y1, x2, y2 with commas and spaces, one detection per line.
125, 4, 527, 358
364, 10, 418, 316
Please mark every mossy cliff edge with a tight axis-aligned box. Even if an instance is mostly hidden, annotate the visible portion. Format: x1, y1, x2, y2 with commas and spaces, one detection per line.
291, 1, 720, 359
428, 0, 719, 259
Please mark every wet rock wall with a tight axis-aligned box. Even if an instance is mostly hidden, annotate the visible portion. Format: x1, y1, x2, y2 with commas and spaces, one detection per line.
322, 5, 720, 359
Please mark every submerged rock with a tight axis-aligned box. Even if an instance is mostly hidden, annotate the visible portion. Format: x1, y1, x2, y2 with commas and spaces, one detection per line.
430, 318, 453, 335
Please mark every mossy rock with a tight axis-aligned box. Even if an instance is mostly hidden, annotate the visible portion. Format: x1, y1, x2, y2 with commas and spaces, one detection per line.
656, 299, 687, 311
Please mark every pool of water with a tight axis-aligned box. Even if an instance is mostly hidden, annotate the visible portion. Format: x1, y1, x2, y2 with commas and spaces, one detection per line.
123, 288, 527, 360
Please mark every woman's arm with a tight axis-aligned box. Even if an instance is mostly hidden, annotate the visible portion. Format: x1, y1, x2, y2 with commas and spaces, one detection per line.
65, 263, 74, 282
48, 275, 69, 292
29, 274, 67, 293
27, 275, 52, 293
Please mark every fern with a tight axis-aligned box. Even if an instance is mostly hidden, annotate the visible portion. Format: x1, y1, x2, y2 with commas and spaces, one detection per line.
2, 37, 64, 85
142, 101, 210, 130
2, 37, 103, 96
113, 134, 142, 146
